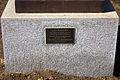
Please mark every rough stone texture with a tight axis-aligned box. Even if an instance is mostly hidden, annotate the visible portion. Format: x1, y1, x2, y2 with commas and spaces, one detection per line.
1, 0, 119, 78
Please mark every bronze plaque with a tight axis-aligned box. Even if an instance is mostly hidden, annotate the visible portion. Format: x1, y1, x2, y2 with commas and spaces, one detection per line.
46, 28, 75, 44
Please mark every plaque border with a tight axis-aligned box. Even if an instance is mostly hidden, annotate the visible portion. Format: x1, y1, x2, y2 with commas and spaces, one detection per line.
44, 27, 75, 44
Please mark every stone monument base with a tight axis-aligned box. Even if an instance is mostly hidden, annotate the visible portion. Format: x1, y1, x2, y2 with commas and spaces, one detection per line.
1, 0, 119, 77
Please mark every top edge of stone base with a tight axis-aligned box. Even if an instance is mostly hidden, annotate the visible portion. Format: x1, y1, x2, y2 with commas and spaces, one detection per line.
1, 0, 119, 19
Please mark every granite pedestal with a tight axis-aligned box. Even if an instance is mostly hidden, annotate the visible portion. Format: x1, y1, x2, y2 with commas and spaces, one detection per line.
1, 0, 119, 77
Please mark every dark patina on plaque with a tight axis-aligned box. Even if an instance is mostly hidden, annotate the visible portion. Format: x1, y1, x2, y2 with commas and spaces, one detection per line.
46, 28, 75, 44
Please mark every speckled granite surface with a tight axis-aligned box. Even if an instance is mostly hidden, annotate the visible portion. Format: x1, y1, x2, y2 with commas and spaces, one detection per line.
1, 0, 119, 78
